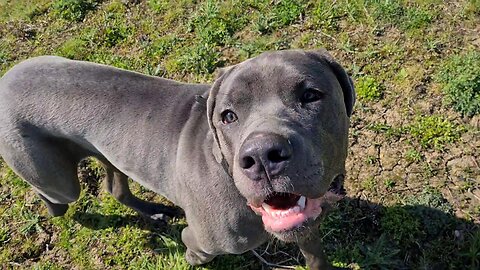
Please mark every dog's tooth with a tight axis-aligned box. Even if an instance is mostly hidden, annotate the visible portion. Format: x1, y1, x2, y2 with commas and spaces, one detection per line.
262, 203, 273, 215
297, 196, 306, 210
293, 205, 300, 213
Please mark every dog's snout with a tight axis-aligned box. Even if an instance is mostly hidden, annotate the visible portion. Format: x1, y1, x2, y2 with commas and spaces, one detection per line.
239, 133, 292, 180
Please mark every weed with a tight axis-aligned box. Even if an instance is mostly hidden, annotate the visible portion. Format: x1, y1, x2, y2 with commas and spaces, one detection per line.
147, 0, 169, 13
367, 0, 436, 31
403, 5, 435, 30
464, 0, 480, 15
188, 0, 237, 46
254, 13, 277, 35
20, 208, 43, 235
0, 0, 51, 22
359, 234, 403, 269
384, 179, 396, 190
461, 230, 480, 269
173, 43, 222, 75
405, 187, 453, 214
101, 16, 130, 47
271, 0, 305, 27
356, 75, 383, 101
361, 177, 377, 191
404, 188, 454, 236
0, 224, 10, 245
310, 1, 341, 32
57, 37, 87, 59
436, 51, 480, 116
144, 34, 181, 60
380, 207, 421, 245
405, 149, 422, 163
369, 0, 405, 26
32, 262, 64, 270
0, 44, 9, 65
366, 123, 405, 139
366, 155, 378, 165
52, 0, 99, 22
408, 115, 465, 150
253, 0, 305, 34
167, 0, 248, 75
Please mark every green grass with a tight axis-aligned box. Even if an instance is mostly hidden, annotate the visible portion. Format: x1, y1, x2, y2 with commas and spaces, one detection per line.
52, 0, 100, 22
436, 51, 480, 116
0, 0, 479, 269
356, 75, 384, 101
408, 115, 465, 150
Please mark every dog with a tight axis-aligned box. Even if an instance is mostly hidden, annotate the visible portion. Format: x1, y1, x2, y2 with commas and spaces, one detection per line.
0, 49, 355, 269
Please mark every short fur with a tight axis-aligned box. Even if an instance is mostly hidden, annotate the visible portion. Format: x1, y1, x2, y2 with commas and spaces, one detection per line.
0, 49, 354, 269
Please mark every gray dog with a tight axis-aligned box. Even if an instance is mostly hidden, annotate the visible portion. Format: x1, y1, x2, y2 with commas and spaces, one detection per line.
0, 49, 355, 269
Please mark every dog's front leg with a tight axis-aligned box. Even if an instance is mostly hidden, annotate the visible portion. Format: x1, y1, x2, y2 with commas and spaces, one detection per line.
181, 226, 216, 265
298, 233, 341, 270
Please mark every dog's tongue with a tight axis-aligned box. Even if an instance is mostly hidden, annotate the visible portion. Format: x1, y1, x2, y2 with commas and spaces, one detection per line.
261, 212, 310, 231
250, 197, 323, 232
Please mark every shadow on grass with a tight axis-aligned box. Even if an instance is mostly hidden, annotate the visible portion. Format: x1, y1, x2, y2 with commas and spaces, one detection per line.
71, 196, 479, 270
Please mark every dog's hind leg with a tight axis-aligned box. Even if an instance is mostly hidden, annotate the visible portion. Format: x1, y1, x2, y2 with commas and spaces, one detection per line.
103, 163, 179, 221
0, 137, 81, 217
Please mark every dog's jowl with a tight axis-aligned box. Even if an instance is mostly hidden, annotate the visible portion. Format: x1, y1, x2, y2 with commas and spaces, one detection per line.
0, 49, 355, 269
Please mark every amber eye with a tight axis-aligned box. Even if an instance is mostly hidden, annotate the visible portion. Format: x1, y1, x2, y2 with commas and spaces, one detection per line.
301, 88, 324, 103
221, 110, 238, 124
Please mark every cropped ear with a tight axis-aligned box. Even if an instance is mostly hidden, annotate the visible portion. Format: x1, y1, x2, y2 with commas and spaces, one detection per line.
207, 66, 236, 164
307, 49, 356, 117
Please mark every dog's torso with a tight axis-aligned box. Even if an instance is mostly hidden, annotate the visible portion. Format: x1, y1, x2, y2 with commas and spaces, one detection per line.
0, 56, 267, 254
0, 56, 200, 199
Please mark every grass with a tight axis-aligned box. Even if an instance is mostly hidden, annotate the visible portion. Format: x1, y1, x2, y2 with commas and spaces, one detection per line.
0, 0, 479, 269
408, 115, 465, 150
436, 50, 480, 116
52, 0, 100, 22
355, 75, 383, 101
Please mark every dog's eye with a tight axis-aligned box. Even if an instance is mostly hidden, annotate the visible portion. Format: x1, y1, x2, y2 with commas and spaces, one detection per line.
301, 88, 324, 103
221, 110, 238, 124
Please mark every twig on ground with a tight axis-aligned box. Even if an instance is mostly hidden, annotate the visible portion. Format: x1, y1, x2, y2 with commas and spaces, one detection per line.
251, 250, 297, 269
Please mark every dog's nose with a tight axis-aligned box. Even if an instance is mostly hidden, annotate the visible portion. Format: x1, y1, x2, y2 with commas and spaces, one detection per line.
239, 133, 292, 180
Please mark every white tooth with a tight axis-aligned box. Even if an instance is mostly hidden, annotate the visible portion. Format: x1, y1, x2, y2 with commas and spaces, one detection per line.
297, 196, 306, 210
262, 203, 273, 215
293, 205, 300, 213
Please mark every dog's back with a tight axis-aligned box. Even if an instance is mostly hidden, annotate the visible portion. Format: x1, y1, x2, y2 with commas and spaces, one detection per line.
0, 56, 209, 211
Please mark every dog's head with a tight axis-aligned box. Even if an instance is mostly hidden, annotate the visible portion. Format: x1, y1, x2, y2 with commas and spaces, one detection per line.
206, 49, 355, 241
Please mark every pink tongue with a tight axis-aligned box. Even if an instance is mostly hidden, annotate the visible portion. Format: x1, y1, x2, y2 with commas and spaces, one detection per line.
260, 198, 323, 232
262, 212, 308, 231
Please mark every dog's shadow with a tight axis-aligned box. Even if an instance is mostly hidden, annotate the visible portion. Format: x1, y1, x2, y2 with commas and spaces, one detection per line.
72, 196, 479, 270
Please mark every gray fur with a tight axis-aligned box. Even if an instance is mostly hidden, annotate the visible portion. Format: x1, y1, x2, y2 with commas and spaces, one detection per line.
0, 49, 354, 269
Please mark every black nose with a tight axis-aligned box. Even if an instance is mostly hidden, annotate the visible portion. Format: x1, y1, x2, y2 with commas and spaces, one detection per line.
238, 133, 293, 180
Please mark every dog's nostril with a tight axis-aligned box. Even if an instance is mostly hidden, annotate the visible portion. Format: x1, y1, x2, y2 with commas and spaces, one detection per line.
267, 149, 290, 163
241, 156, 256, 169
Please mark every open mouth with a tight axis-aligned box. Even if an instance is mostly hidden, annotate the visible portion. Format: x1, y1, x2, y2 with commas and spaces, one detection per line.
248, 192, 323, 232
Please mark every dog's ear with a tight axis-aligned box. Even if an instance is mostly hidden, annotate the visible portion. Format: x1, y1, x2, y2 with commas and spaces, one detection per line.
308, 49, 356, 117
207, 66, 236, 164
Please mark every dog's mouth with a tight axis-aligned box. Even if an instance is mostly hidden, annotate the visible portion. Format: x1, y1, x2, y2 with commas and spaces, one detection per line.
247, 175, 345, 233
248, 192, 323, 232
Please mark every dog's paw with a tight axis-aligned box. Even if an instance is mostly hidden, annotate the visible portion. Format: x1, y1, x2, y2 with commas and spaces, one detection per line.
185, 249, 215, 266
